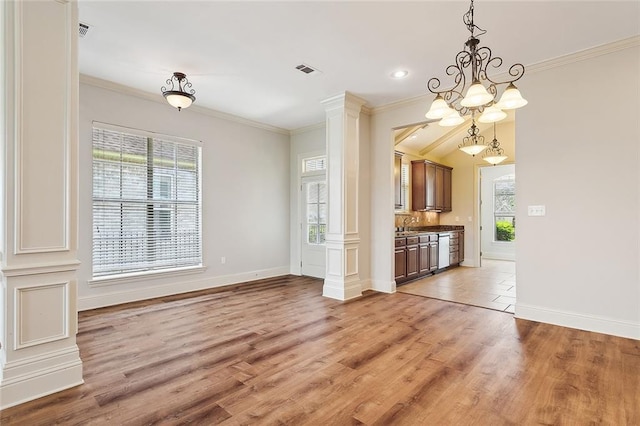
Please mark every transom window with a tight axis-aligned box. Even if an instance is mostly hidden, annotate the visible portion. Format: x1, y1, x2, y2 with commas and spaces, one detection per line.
494, 174, 516, 241
92, 124, 202, 278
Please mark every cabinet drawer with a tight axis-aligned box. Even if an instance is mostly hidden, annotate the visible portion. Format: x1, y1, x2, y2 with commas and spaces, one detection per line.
395, 238, 406, 248
406, 236, 419, 246
450, 244, 459, 253
419, 234, 438, 243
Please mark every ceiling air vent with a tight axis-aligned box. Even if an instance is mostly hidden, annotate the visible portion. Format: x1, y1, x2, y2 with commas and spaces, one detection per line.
295, 63, 321, 75
79, 22, 90, 38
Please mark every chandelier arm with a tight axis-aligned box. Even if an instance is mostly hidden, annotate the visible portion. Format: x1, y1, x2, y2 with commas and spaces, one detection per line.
484, 63, 526, 86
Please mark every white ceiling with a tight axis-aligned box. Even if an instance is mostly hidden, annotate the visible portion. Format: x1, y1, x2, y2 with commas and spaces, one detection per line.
78, 1, 640, 131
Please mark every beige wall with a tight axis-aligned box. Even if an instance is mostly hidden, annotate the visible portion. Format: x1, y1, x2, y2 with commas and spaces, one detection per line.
514, 44, 639, 338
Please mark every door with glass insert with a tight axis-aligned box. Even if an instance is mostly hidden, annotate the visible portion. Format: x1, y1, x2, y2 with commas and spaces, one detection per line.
301, 179, 327, 278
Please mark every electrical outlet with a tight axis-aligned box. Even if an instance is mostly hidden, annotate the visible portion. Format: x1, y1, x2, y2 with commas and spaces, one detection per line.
221, 256, 226, 264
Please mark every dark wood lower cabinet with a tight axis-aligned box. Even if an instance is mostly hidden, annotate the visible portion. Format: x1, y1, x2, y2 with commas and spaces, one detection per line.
394, 247, 406, 280
406, 237, 419, 279
396, 233, 447, 284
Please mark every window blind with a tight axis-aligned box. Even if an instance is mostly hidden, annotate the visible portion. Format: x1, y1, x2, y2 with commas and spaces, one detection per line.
92, 126, 202, 278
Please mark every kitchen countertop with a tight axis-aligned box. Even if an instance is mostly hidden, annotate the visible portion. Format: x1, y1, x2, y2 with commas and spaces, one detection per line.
395, 225, 464, 238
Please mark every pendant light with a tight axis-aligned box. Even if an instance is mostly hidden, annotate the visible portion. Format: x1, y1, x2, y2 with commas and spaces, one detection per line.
161, 72, 196, 111
483, 123, 508, 165
458, 115, 487, 156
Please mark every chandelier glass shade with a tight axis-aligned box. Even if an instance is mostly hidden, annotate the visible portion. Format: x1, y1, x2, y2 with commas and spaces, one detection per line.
424, 0, 527, 156
161, 72, 196, 111
483, 123, 508, 165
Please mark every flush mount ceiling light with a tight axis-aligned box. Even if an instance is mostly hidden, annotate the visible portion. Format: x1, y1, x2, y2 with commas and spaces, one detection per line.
483, 122, 508, 165
161, 72, 196, 111
458, 114, 487, 156
391, 70, 409, 79
424, 0, 527, 155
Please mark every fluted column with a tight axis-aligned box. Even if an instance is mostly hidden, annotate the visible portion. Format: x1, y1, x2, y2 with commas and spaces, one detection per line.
322, 92, 366, 300
0, 0, 83, 409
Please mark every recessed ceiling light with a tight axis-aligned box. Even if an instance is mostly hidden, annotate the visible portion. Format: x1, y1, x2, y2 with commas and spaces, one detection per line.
391, 70, 409, 79
410, 135, 417, 139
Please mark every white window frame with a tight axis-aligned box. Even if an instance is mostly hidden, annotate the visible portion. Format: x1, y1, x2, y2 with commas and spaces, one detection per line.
90, 122, 204, 283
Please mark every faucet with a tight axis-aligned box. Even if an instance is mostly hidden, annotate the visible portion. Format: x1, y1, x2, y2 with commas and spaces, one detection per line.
402, 217, 414, 231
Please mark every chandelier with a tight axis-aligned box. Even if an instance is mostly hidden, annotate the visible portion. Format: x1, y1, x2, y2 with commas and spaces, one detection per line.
425, 0, 527, 155
161, 72, 196, 111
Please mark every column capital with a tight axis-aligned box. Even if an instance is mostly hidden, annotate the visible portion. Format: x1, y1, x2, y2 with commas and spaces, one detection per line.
321, 91, 367, 114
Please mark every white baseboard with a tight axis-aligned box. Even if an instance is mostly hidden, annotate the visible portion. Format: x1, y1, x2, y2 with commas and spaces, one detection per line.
515, 303, 640, 340
0, 346, 84, 410
78, 266, 290, 311
370, 279, 396, 293
482, 252, 516, 261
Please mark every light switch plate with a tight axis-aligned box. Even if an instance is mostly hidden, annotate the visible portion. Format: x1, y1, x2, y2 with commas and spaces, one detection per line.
528, 205, 546, 216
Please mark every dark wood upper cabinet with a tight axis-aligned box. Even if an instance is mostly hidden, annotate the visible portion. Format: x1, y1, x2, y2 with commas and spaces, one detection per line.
394, 152, 403, 209
411, 160, 452, 212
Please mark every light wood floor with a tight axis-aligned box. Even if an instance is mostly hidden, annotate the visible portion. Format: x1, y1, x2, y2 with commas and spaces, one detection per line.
398, 259, 516, 313
1, 275, 638, 425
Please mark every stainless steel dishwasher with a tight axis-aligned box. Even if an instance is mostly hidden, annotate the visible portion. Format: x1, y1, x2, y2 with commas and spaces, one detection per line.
438, 233, 450, 269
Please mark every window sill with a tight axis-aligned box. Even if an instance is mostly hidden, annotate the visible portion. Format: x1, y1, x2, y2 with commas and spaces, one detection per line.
89, 265, 207, 287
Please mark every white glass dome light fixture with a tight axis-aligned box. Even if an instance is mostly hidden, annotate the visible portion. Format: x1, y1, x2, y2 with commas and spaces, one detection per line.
161, 72, 196, 111
424, 0, 527, 155
458, 116, 488, 156
483, 123, 508, 165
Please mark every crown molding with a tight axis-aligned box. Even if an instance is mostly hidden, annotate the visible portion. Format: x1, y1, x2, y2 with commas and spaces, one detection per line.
290, 121, 325, 136
526, 35, 639, 75
371, 36, 640, 116
79, 74, 290, 136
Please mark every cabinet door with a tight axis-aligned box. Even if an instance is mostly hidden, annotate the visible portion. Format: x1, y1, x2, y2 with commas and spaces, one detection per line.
425, 163, 436, 210
442, 167, 452, 212
411, 162, 426, 211
419, 244, 430, 274
394, 153, 402, 209
428, 242, 439, 271
435, 166, 444, 210
406, 245, 419, 278
395, 248, 406, 280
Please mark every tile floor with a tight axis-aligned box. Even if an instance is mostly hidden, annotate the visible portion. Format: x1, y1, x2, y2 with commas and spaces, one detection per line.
397, 259, 516, 313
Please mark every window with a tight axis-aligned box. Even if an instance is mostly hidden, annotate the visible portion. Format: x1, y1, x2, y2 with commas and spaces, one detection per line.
306, 182, 327, 245
494, 174, 516, 241
303, 156, 326, 174
92, 124, 202, 278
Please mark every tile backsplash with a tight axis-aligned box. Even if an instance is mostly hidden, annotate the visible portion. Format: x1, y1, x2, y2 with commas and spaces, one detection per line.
395, 211, 439, 228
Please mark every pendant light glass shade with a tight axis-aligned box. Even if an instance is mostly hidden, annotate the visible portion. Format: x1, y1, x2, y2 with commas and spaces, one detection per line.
425, 95, 454, 119
164, 93, 194, 110
483, 154, 508, 165
460, 82, 494, 107
478, 104, 507, 123
439, 110, 465, 127
459, 143, 488, 156
496, 83, 528, 110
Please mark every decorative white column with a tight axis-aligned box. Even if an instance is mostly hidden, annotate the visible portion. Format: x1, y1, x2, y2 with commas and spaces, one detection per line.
0, 0, 83, 409
322, 92, 366, 300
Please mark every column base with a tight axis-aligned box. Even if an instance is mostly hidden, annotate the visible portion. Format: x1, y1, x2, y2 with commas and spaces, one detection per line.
0, 346, 83, 410
322, 277, 363, 301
